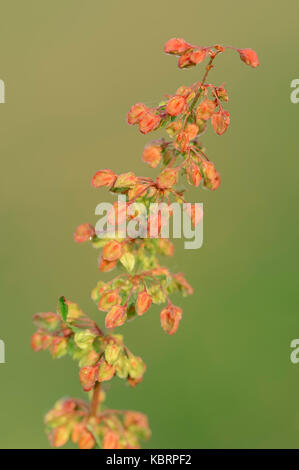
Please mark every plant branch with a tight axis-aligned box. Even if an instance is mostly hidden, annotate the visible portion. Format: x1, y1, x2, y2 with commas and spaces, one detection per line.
89, 381, 101, 418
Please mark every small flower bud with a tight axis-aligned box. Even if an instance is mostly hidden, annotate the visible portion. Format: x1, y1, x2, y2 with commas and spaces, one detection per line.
136, 290, 152, 316
166, 121, 182, 137
202, 161, 221, 190
98, 358, 116, 382
164, 37, 192, 55
186, 123, 199, 140
79, 364, 98, 391
73, 223, 95, 243
157, 238, 174, 256
216, 86, 229, 102
103, 431, 120, 449
190, 48, 206, 64
74, 329, 96, 350
102, 240, 123, 261
187, 163, 201, 187
176, 86, 193, 99
211, 110, 230, 135
105, 342, 122, 365
78, 428, 95, 449
105, 305, 127, 329
51, 337, 68, 359
160, 304, 182, 335
114, 172, 138, 189
98, 257, 117, 272
173, 272, 194, 295
196, 99, 216, 121
91, 169, 117, 188
49, 426, 69, 448
156, 168, 178, 189
142, 145, 162, 168
98, 290, 121, 312
139, 112, 161, 134
238, 48, 259, 68
177, 52, 194, 69
127, 102, 147, 125
128, 355, 146, 379
166, 95, 187, 116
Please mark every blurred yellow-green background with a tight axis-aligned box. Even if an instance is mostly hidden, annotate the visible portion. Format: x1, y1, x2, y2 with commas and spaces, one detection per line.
0, 0, 298, 449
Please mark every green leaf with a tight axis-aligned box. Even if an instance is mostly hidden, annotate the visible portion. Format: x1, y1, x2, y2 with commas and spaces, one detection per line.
58, 296, 68, 322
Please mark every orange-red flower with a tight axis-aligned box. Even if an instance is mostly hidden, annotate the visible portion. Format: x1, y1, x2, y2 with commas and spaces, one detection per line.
136, 291, 152, 316
142, 145, 162, 168
102, 240, 123, 261
164, 37, 192, 55
91, 169, 117, 188
238, 48, 259, 68
139, 112, 161, 134
211, 110, 230, 135
105, 305, 127, 329
156, 168, 178, 189
166, 95, 187, 116
190, 48, 206, 64
196, 99, 216, 121
127, 103, 148, 125
160, 304, 182, 335
73, 223, 95, 243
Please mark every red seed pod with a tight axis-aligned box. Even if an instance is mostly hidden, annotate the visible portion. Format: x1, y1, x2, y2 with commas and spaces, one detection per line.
196, 99, 216, 121
216, 86, 229, 102
49, 426, 69, 448
78, 428, 95, 450
238, 48, 259, 68
176, 86, 193, 99
31, 331, 43, 351
187, 163, 201, 187
103, 431, 120, 449
160, 304, 183, 335
98, 358, 116, 381
175, 131, 190, 152
166, 95, 187, 116
79, 364, 98, 392
173, 273, 194, 295
177, 52, 194, 69
164, 37, 192, 55
139, 112, 161, 134
73, 223, 95, 243
98, 290, 121, 312
102, 240, 123, 261
91, 169, 117, 188
211, 110, 230, 135
166, 121, 182, 137
127, 103, 148, 125
186, 123, 199, 140
156, 168, 178, 189
190, 48, 206, 64
114, 172, 138, 189
98, 257, 117, 272
136, 290, 152, 316
202, 161, 221, 191
105, 305, 127, 329
142, 145, 162, 168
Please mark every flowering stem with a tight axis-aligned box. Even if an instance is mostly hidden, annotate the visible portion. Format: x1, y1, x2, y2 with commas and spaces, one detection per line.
189, 52, 221, 114
89, 381, 101, 418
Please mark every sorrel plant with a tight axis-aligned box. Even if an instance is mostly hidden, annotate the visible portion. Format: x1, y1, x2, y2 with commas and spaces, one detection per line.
31, 38, 259, 449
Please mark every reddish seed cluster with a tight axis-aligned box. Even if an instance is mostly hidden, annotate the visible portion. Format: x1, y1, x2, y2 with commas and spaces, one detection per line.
32, 37, 258, 449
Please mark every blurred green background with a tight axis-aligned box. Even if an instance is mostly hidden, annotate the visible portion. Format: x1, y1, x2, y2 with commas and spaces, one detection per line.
0, 0, 298, 449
